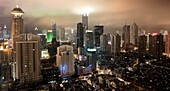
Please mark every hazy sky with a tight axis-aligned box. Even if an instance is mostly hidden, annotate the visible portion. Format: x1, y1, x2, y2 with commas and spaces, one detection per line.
0, 0, 170, 33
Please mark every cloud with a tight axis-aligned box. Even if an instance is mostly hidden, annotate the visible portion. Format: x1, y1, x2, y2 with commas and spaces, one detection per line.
0, 0, 169, 33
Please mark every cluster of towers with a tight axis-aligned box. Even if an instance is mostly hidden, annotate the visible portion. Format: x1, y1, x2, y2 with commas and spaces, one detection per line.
0, 6, 42, 84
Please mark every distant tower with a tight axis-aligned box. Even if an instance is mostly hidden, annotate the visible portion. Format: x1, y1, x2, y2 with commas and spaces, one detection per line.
122, 25, 130, 49
130, 22, 138, 45
3, 25, 9, 39
11, 5, 24, 48
85, 30, 94, 48
101, 33, 111, 53
111, 33, 121, 54
94, 25, 104, 47
0, 27, 3, 40
82, 13, 88, 30
138, 34, 147, 61
56, 45, 75, 77
59, 27, 65, 40
52, 22, 56, 38
77, 22, 84, 48
149, 33, 164, 61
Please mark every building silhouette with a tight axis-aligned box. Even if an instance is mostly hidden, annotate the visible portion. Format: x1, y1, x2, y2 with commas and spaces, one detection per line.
94, 25, 104, 47
122, 25, 130, 50
85, 30, 94, 48
149, 33, 165, 60
111, 33, 121, 54
101, 33, 111, 54
138, 34, 147, 61
130, 22, 138, 45
77, 22, 84, 48
82, 13, 88, 30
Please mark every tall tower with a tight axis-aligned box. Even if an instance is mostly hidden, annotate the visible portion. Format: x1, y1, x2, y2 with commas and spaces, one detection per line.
94, 25, 104, 47
3, 25, 10, 39
85, 30, 94, 48
149, 33, 164, 61
11, 5, 24, 48
77, 22, 84, 48
130, 22, 138, 45
13, 33, 41, 84
56, 45, 75, 77
101, 33, 111, 53
122, 25, 130, 49
52, 22, 56, 38
82, 13, 88, 30
111, 33, 121, 54
59, 27, 65, 40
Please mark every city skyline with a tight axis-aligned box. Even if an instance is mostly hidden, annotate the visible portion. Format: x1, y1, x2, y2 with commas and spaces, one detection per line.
0, 0, 170, 33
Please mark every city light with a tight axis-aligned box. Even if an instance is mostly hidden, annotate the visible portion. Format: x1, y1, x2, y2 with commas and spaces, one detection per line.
73, 6, 94, 15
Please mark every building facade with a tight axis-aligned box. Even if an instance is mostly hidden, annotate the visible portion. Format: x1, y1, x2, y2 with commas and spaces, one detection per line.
77, 23, 84, 48
130, 23, 138, 45
94, 25, 104, 47
11, 6, 24, 48
122, 25, 130, 49
13, 34, 41, 84
56, 45, 75, 77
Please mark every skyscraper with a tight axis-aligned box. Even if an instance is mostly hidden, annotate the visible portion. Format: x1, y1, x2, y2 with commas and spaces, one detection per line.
94, 25, 104, 47
149, 33, 164, 61
11, 6, 24, 48
101, 33, 111, 53
3, 25, 10, 39
122, 25, 130, 49
82, 13, 88, 30
85, 30, 94, 48
77, 23, 84, 48
13, 33, 41, 84
130, 22, 138, 45
52, 22, 57, 38
165, 32, 170, 54
56, 45, 75, 77
59, 27, 65, 40
138, 34, 147, 61
111, 33, 121, 54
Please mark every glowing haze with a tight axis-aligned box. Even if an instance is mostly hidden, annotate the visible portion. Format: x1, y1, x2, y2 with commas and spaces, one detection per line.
0, 0, 169, 33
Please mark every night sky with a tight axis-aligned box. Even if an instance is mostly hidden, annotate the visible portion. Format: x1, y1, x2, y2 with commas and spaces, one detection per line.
0, 0, 170, 33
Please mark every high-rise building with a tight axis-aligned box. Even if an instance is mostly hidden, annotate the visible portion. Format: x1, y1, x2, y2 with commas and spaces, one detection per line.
56, 45, 75, 77
149, 33, 165, 60
13, 33, 41, 84
138, 35, 147, 54
47, 30, 53, 43
130, 22, 138, 45
165, 32, 170, 54
101, 33, 111, 53
82, 13, 88, 30
52, 22, 57, 38
0, 27, 3, 40
122, 25, 130, 49
0, 41, 12, 82
85, 30, 94, 48
11, 6, 24, 48
94, 25, 104, 47
59, 27, 65, 40
37, 34, 46, 49
77, 23, 84, 48
111, 33, 121, 54
138, 34, 147, 61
